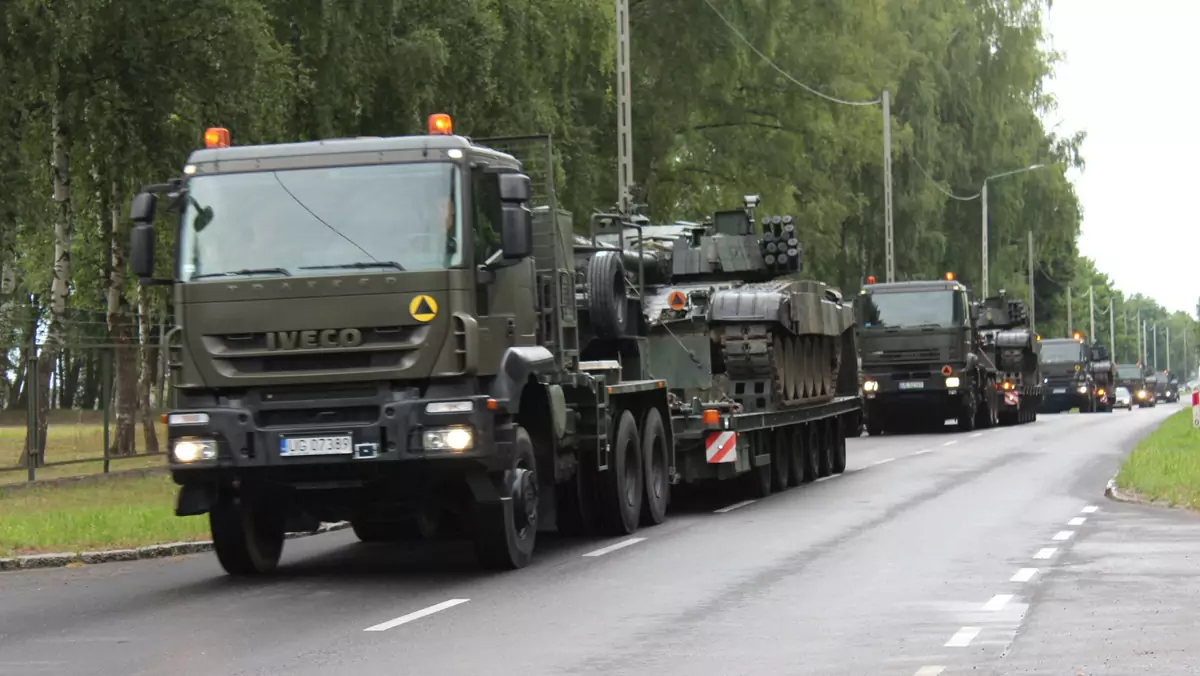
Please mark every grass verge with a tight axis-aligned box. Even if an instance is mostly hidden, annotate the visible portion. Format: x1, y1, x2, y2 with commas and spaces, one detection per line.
1115, 408, 1200, 509
0, 472, 207, 557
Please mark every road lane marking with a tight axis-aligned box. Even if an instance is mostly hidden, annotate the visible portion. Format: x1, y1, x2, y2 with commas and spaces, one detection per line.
945, 627, 981, 647
943, 440, 958, 446
714, 500, 756, 514
1033, 547, 1057, 559
982, 594, 1013, 611
913, 668, 946, 676
912, 448, 933, 456
1082, 505, 1099, 513
583, 537, 646, 557
1011, 568, 1038, 582
1052, 530, 1074, 541
970, 432, 983, 438
364, 599, 469, 632
1068, 517, 1086, 526
871, 457, 896, 466
815, 474, 842, 482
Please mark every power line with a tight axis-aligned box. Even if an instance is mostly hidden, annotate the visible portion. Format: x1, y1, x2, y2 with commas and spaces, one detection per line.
911, 157, 980, 201
702, 0, 881, 107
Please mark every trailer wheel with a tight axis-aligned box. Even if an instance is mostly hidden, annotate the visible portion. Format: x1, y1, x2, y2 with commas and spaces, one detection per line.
586, 251, 627, 339
831, 419, 847, 474
802, 423, 820, 482
473, 426, 538, 569
639, 408, 669, 527
770, 428, 791, 492
598, 410, 643, 535
786, 425, 805, 487
210, 496, 285, 576
817, 419, 833, 478
741, 432, 773, 498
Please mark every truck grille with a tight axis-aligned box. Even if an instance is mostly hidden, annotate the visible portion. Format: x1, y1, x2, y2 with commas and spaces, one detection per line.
203, 325, 425, 376
876, 348, 941, 362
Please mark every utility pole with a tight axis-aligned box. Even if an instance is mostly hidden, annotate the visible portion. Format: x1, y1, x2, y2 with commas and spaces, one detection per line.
1109, 298, 1115, 360
1136, 309, 1142, 365
981, 181, 989, 296
615, 0, 633, 216
1167, 326, 1171, 372
1067, 287, 1073, 337
1089, 286, 1095, 340
1153, 323, 1158, 370
1027, 230, 1035, 333
883, 90, 894, 282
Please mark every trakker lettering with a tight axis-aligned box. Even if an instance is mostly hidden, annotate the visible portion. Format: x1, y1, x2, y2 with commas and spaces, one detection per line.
266, 328, 363, 351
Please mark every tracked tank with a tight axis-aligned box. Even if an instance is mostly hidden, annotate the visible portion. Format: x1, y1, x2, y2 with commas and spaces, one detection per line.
590, 204, 857, 414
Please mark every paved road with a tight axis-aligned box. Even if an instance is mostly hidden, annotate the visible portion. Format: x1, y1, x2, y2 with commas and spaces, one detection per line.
0, 405, 1182, 676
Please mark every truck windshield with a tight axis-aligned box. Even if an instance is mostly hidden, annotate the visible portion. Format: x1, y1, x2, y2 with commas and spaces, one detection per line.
1116, 366, 1143, 379
179, 162, 463, 280
859, 290, 962, 328
1039, 341, 1084, 363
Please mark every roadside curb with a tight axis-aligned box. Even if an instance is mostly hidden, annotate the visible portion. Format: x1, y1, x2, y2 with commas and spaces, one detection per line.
1105, 475, 1139, 504
0, 521, 350, 572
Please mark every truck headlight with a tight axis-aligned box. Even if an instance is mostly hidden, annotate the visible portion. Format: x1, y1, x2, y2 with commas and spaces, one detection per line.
945, 376, 961, 388
423, 426, 473, 452
1077, 386, 1088, 394
425, 401, 473, 414
863, 380, 879, 392
172, 439, 217, 463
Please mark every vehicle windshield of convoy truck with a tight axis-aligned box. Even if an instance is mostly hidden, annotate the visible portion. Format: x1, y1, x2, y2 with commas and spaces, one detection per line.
1038, 340, 1085, 363
1116, 364, 1143, 380
179, 162, 463, 280
859, 289, 964, 328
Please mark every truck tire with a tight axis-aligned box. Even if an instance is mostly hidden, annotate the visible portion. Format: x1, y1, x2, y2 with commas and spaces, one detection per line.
587, 251, 627, 339
831, 418, 847, 474
639, 408, 670, 527
741, 431, 773, 498
599, 410, 643, 535
770, 428, 792, 492
957, 389, 978, 432
473, 426, 538, 569
209, 497, 286, 576
555, 461, 597, 536
817, 419, 833, 478
786, 425, 805, 487
802, 423, 820, 482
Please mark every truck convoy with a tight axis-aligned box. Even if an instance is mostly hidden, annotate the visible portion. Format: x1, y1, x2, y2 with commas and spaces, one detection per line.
857, 276, 1040, 434
125, 119, 862, 576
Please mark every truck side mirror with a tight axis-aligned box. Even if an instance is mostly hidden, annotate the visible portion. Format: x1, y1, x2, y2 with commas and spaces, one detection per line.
130, 191, 158, 225
129, 224, 156, 279
500, 204, 533, 260
498, 173, 531, 203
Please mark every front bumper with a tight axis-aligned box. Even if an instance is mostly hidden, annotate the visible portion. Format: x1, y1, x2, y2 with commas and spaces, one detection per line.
862, 372, 967, 417
164, 392, 506, 478
1042, 383, 1089, 409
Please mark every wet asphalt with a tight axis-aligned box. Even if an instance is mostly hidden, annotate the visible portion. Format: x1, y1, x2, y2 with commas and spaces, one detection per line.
0, 403, 1185, 676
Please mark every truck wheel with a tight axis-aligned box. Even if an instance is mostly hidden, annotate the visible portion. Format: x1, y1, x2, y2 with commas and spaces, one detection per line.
209, 497, 286, 576
802, 423, 820, 482
770, 428, 791, 492
639, 408, 670, 527
786, 425, 805, 487
957, 390, 978, 432
817, 419, 833, 478
587, 251, 627, 339
598, 410, 643, 535
473, 426, 538, 569
556, 461, 597, 536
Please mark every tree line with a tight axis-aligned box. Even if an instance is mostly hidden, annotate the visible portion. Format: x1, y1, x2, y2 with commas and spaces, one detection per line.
0, 0, 1192, 465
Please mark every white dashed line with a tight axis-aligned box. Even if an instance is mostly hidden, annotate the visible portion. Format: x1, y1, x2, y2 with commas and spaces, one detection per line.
1011, 568, 1038, 582
1033, 547, 1057, 559
912, 667, 946, 676
970, 432, 984, 438
364, 599, 469, 632
945, 626, 981, 647
583, 537, 646, 557
1068, 517, 1086, 526
912, 449, 933, 456
1082, 505, 1099, 513
943, 440, 958, 447
871, 457, 896, 466
982, 594, 1013, 611
1052, 530, 1074, 541
714, 500, 756, 514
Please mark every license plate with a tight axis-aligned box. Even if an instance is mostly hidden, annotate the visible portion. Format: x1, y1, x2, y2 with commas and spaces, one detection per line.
899, 381, 924, 390
1053, 388, 1066, 394
280, 435, 353, 456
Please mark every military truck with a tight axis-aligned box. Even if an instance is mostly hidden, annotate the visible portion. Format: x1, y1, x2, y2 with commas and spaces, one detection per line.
1148, 372, 1169, 403
1166, 374, 1180, 402
1038, 336, 1095, 413
975, 293, 1043, 424
857, 275, 1003, 434
1115, 364, 1150, 407
127, 119, 860, 576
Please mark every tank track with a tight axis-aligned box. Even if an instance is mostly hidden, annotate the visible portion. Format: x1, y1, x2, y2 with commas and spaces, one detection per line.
719, 323, 841, 412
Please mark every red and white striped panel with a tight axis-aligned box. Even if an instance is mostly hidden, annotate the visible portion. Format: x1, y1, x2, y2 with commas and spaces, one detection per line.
705, 430, 737, 464
1004, 391, 1019, 407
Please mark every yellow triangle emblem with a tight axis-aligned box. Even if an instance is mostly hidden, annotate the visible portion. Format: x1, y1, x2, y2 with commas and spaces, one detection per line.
409, 295, 438, 322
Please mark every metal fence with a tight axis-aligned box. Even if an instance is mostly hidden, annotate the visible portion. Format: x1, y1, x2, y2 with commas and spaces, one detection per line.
0, 343, 168, 484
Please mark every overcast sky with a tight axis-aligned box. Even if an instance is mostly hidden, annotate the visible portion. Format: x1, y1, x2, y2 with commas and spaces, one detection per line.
1042, 0, 1197, 315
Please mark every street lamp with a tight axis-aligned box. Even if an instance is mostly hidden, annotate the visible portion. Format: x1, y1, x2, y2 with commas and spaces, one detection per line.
981, 163, 1047, 297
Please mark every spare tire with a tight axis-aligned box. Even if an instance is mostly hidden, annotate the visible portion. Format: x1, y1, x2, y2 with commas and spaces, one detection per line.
587, 250, 627, 338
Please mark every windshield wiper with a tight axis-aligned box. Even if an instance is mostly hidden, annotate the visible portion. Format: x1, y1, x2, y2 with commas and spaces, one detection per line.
192, 268, 291, 279
298, 261, 406, 271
